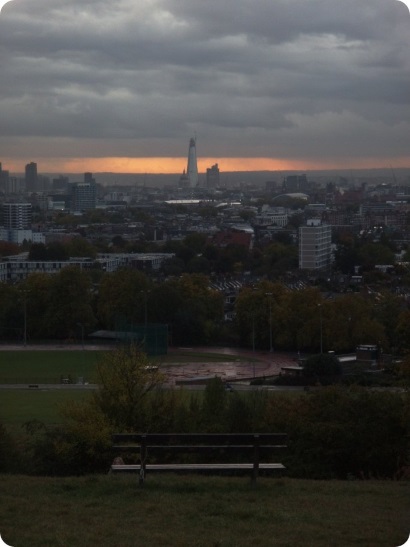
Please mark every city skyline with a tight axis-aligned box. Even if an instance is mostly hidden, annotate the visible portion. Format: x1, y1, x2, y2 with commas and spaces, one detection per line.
0, 0, 409, 174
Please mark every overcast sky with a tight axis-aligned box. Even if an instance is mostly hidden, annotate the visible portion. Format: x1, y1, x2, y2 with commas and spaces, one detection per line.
0, 0, 409, 173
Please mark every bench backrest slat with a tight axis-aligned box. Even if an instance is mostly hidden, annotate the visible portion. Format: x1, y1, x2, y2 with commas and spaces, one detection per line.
112, 433, 287, 445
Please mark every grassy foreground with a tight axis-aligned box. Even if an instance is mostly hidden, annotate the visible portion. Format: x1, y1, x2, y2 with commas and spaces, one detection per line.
0, 389, 91, 427
0, 474, 408, 547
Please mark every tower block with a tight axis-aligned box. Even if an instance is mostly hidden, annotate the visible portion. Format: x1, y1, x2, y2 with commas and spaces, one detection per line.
187, 137, 199, 188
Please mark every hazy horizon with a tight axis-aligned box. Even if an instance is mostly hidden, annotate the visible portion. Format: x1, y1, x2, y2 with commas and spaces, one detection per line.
9, 166, 408, 187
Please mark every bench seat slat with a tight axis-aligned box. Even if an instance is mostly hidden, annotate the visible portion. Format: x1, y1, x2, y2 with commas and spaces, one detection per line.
111, 463, 286, 471
112, 444, 287, 451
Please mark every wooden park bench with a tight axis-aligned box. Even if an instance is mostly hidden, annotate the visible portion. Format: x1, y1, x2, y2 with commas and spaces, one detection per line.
111, 433, 287, 486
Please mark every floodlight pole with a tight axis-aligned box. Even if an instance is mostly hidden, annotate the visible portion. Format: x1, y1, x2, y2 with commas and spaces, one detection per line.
77, 323, 85, 350
265, 293, 273, 353
318, 304, 323, 354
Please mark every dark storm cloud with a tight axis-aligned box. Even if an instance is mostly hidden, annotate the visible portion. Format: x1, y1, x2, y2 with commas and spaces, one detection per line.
0, 0, 409, 162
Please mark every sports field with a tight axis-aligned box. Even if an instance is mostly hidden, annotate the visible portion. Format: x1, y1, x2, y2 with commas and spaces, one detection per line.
0, 347, 255, 384
0, 348, 262, 429
0, 350, 103, 384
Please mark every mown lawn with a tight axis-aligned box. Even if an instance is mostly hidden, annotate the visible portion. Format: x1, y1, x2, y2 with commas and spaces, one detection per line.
0, 351, 103, 384
0, 474, 408, 547
0, 349, 254, 384
0, 389, 92, 428
0, 348, 257, 430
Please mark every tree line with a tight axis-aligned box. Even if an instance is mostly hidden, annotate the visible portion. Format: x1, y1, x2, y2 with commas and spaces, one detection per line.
1, 267, 409, 354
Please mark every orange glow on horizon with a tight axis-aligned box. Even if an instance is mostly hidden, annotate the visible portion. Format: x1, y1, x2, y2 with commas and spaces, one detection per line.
2, 156, 410, 174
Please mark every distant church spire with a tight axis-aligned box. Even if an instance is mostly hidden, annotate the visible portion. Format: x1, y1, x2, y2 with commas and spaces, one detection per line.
186, 137, 198, 188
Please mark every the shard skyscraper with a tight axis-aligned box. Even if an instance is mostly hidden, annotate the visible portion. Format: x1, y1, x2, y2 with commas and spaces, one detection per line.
186, 137, 199, 188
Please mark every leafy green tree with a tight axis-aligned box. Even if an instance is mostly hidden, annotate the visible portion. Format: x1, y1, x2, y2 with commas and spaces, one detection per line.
187, 256, 211, 274
235, 281, 289, 350
0, 284, 21, 340
280, 288, 323, 351
175, 244, 196, 265
157, 274, 223, 345
0, 420, 20, 472
91, 344, 164, 430
28, 243, 48, 261
65, 237, 97, 258
397, 354, 410, 388
325, 294, 387, 353
29, 242, 81, 261
373, 293, 403, 351
357, 243, 395, 270
264, 387, 408, 479
303, 353, 342, 378
201, 376, 227, 432
21, 273, 54, 340
148, 282, 184, 324
259, 242, 298, 276
184, 233, 207, 254
334, 241, 359, 274
46, 241, 70, 261
161, 256, 185, 276
45, 267, 96, 339
97, 269, 150, 328
396, 310, 410, 355
0, 241, 19, 256
216, 244, 250, 274
26, 345, 166, 475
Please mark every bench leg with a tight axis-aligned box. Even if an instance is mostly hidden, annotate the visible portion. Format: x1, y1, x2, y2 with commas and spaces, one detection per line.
139, 466, 145, 486
251, 434, 260, 487
139, 435, 147, 487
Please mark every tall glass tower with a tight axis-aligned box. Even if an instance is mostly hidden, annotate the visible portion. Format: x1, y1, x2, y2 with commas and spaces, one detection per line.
187, 137, 199, 188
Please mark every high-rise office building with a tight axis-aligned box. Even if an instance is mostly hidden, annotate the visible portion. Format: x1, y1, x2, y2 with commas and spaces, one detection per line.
206, 163, 220, 189
0, 163, 9, 192
25, 162, 38, 192
284, 174, 308, 193
52, 176, 69, 191
2, 202, 32, 230
186, 137, 199, 188
0, 202, 44, 244
70, 173, 97, 211
299, 219, 332, 270
84, 172, 96, 185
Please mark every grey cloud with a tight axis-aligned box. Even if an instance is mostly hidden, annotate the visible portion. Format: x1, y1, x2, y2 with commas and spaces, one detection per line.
0, 0, 409, 164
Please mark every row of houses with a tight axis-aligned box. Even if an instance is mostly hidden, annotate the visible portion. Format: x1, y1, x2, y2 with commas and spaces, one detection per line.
0, 252, 175, 283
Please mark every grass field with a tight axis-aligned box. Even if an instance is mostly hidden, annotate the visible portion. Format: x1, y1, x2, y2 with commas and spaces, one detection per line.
0, 349, 252, 384
0, 351, 103, 384
0, 348, 256, 429
0, 474, 408, 547
0, 389, 92, 427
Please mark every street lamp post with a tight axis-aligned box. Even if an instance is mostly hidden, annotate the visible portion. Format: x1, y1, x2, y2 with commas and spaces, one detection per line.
20, 289, 29, 347
23, 294, 27, 347
252, 312, 256, 378
252, 312, 255, 353
318, 304, 323, 354
265, 292, 273, 353
141, 290, 150, 327
77, 323, 85, 350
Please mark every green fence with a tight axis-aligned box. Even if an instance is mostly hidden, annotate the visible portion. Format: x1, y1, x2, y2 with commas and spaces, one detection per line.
113, 322, 168, 356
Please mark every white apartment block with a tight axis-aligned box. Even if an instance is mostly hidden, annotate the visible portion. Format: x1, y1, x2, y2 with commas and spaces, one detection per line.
255, 206, 289, 227
1, 253, 175, 283
299, 219, 332, 270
